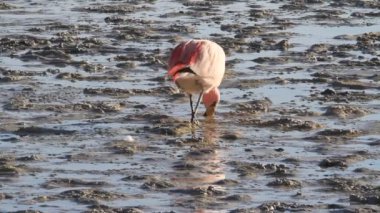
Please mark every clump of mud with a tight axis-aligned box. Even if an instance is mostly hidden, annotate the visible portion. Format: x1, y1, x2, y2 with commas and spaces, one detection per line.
235, 98, 272, 114
86, 205, 144, 213
13, 126, 75, 136
229, 161, 293, 177
239, 117, 323, 131
141, 177, 175, 190
258, 201, 314, 212
317, 129, 361, 137
323, 105, 370, 118
106, 139, 142, 155
319, 177, 380, 206
5, 93, 125, 113
267, 178, 301, 188
42, 178, 109, 189
319, 153, 367, 168
171, 185, 226, 197
50, 189, 127, 205
0, 164, 23, 177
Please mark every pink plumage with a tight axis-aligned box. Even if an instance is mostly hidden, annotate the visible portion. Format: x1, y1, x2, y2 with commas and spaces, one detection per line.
168, 39, 225, 122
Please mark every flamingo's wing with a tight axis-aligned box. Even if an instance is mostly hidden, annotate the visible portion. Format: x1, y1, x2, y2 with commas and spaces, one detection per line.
190, 40, 226, 89
168, 40, 202, 78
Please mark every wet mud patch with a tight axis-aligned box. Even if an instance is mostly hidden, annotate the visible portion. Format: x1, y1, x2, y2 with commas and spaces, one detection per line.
47, 189, 129, 205
75, 3, 153, 14
323, 105, 370, 118
4, 91, 125, 113
56, 73, 122, 82
19, 50, 106, 71
0, 158, 40, 179
332, 80, 380, 90
234, 98, 272, 114
0, 164, 24, 177
213, 179, 239, 186
170, 185, 226, 197
0, 193, 13, 201
258, 201, 316, 212
13, 126, 76, 136
316, 129, 362, 137
121, 174, 151, 182
307, 128, 363, 143
319, 153, 368, 169
141, 177, 175, 190
106, 141, 140, 155
229, 161, 293, 178
168, 185, 230, 210
42, 178, 110, 189
86, 205, 144, 213
319, 177, 380, 206
5, 100, 125, 113
310, 88, 380, 103
238, 117, 323, 131
267, 178, 302, 189
0, 2, 14, 10
0, 36, 50, 52
123, 113, 193, 137
220, 194, 251, 203
83, 86, 176, 97
1, 67, 54, 78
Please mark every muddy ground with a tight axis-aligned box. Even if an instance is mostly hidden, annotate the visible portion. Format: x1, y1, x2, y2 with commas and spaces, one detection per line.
0, 0, 380, 212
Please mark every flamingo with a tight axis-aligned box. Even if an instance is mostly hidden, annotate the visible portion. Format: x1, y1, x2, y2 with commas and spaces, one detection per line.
167, 39, 225, 123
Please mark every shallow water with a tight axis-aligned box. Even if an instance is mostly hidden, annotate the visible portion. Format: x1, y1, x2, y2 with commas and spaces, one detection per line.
1, 0, 380, 212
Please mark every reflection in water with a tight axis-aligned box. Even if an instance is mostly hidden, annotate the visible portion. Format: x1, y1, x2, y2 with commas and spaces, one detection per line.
169, 118, 227, 210
171, 118, 225, 185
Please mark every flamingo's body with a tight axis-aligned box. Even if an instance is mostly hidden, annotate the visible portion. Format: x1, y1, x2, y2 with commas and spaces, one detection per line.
168, 39, 225, 122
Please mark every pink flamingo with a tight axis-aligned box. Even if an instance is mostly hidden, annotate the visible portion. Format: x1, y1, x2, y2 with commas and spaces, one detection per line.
168, 39, 225, 123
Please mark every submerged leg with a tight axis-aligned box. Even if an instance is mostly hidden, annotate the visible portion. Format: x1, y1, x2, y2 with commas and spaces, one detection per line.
190, 94, 196, 124
191, 91, 203, 124
189, 94, 195, 123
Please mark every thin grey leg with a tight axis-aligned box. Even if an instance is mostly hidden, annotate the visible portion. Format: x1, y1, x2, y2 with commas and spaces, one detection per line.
191, 91, 203, 123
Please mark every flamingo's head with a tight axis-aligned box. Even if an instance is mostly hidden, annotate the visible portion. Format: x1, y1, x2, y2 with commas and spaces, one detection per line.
203, 87, 220, 117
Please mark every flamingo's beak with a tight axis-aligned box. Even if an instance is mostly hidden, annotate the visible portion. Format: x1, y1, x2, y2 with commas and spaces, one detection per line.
204, 102, 217, 117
